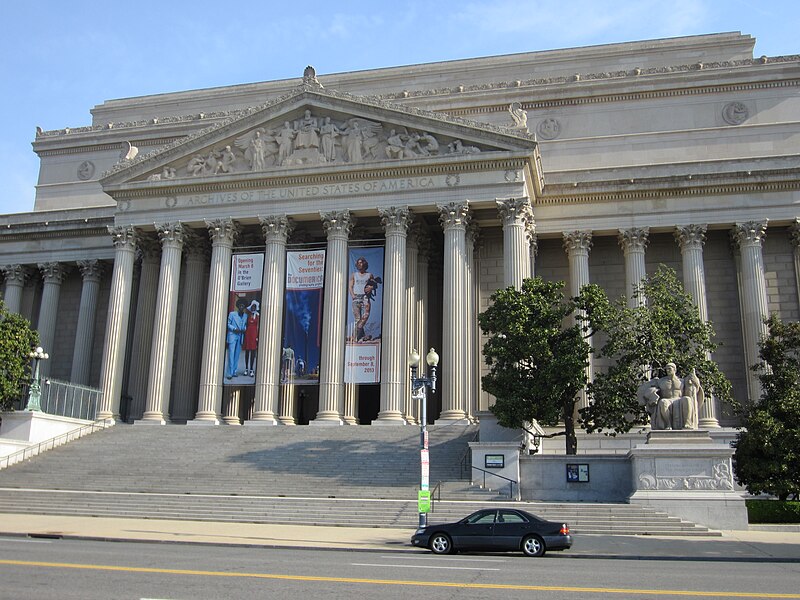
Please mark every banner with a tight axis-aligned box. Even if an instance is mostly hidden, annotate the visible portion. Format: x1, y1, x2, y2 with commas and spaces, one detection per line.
224, 253, 264, 386
345, 246, 384, 384
282, 250, 326, 384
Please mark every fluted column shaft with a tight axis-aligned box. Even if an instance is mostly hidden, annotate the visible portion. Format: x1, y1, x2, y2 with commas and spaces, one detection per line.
376, 206, 410, 424
675, 224, 719, 427
170, 234, 208, 422
733, 221, 769, 405
1, 265, 29, 314
98, 226, 138, 421
315, 210, 352, 424
126, 239, 161, 420
343, 384, 359, 425
438, 202, 470, 421
466, 224, 480, 421
278, 385, 297, 425
250, 215, 294, 425
790, 220, 800, 319
618, 228, 649, 308
37, 262, 68, 377
141, 223, 185, 424
497, 198, 531, 289
194, 219, 238, 424
416, 240, 431, 424
404, 226, 421, 423
71, 260, 105, 385
564, 231, 594, 414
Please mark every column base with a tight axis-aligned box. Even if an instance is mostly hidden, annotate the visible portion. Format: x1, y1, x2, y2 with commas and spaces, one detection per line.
245, 416, 278, 426
343, 416, 359, 425
135, 416, 168, 426
187, 417, 221, 426
222, 416, 241, 425
373, 412, 408, 425
310, 416, 344, 426
698, 418, 720, 429
277, 417, 297, 426
435, 415, 471, 425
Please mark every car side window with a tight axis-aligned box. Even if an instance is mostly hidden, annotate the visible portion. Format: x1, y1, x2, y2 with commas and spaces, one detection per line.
499, 511, 526, 524
468, 512, 497, 524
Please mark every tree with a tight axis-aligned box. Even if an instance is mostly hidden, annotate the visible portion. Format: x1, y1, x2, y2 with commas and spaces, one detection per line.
733, 315, 800, 500
576, 266, 732, 434
478, 277, 591, 455
0, 300, 39, 411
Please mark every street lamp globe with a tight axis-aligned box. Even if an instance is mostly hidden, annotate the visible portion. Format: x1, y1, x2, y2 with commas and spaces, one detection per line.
408, 349, 421, 368
425, 348, 439, 367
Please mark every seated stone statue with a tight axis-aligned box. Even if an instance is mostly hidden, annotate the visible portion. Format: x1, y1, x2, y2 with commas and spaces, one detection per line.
637, 363, 703, 430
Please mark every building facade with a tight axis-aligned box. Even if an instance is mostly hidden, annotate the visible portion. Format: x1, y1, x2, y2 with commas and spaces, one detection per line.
2, 32, 799, 429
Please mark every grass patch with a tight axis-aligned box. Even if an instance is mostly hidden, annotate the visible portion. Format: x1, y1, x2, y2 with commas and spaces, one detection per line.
746, 499, 800, 524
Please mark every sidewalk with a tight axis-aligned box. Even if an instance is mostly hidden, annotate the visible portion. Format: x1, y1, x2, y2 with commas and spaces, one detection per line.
1, 513, 800, 561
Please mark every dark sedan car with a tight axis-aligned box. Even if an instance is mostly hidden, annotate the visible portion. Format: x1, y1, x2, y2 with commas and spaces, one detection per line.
411, 508, 572, 557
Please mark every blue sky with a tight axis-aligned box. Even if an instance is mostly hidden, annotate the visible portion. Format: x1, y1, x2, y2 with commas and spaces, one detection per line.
1, 0, 797, 216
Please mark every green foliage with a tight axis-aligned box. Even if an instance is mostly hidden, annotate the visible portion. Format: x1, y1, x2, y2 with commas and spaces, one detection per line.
745, 499, 800, 523
478, 277, 591, 455
576, 266, 732, 434
734, 315, 800, 501
0, 300, 39, 411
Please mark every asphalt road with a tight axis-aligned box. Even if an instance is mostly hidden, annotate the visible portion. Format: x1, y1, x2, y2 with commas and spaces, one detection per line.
1, 535, 798, 599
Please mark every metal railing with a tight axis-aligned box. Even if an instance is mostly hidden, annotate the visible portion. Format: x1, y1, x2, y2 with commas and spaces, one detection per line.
459, 428, 480, 478
18, 379, 102, 421
471, 466, 518, 500
0, 419, 113, 471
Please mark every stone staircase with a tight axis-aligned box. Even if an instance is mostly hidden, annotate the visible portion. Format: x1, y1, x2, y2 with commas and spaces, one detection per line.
0, 422, 719, 536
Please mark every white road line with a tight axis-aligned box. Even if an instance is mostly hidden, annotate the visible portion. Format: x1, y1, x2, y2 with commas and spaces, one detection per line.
379, 555, 506, 563
0, 538, 53, 544
353, 563, 500, 571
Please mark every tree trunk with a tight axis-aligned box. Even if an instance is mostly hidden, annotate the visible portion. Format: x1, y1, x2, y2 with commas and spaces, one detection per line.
563, 404, 578, 455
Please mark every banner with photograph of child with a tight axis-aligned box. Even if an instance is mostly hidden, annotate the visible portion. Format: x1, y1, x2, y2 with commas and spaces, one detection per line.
345, 246, 384, 384
281, 249, 326, 384
224, 253, 264, 386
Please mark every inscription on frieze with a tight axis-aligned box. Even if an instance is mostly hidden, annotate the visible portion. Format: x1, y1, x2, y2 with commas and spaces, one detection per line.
655, 459, 710, 478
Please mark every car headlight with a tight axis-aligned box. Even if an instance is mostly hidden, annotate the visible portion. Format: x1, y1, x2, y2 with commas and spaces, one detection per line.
414, 528, 427, 535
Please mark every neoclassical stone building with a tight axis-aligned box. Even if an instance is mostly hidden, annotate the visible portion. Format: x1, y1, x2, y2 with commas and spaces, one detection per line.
2, 32, 798, 429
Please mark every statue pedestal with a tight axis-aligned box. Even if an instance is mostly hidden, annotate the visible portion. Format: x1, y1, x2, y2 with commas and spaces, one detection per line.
628, 430, 748, 530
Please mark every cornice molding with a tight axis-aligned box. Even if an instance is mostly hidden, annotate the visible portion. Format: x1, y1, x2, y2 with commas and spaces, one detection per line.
35, 137, 185, 157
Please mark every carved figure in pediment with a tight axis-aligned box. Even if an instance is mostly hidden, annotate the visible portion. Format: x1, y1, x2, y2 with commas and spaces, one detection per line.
509, 102, 528, 130
403, 132, 422, 157
276, 121, 296, 165
235, 128, 278, 171
342, 118, 382, 162
294, 110, 320, 150
320, 117, 340, 162
215, 146, 236, 174
344, 122, 364, 162
385, 129, 405, 159
418, 132, 439, 156
147, 166, 177, 181
188, 153, 212, 176
448, 139, 481, 155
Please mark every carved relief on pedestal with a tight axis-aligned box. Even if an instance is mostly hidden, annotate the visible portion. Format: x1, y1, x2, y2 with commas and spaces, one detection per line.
638, 461, 733, 491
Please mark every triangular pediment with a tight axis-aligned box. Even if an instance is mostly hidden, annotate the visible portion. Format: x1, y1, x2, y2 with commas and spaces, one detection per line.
100, 83, 538, 189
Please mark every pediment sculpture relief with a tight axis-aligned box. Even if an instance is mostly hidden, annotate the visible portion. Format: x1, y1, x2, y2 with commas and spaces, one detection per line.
162, 109, 483, 180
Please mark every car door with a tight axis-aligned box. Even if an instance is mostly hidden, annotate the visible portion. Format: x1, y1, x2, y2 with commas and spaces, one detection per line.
492, 509, 529, 550
449, 510, 497, 550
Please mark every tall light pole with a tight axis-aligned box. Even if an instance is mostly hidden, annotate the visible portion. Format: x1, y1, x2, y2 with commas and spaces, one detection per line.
26, 346, 49, 412
409, 347, 439, 527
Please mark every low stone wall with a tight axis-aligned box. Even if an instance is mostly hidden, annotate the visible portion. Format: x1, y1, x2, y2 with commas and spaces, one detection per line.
519, 454, 632, 502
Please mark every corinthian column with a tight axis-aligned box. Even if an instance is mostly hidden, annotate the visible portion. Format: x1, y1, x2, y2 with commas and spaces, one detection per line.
140, 223, 185, 424
790, 219, 800, 314
98, 226, 138, 421
675, 224, 719, 428
314, 210, 352, 425
375, 206, 410, 425
170, 231, 208, 422
416, 236, 431, 423
193, 219, 239, 425
497, 198, 532, 289
527, 217, 538, 278
466, 222, 480, 421
250, 215, 294, 425
1, 265, 30, 314
618, 227, 649, 307
437, 201, 470, 422
404, 224, 422, 424
732, 221, 769, 405
563, 230, 593, 414
71, 260, 105, 385
36, 262, 69, 377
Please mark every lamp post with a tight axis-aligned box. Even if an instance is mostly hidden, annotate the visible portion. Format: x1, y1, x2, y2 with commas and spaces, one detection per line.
26, 346, 49, 412
409, 347, 439, 527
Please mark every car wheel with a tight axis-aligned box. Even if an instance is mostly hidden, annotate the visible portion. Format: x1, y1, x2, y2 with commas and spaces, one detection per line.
522, 534, 546, 557
430, 533, 453, 555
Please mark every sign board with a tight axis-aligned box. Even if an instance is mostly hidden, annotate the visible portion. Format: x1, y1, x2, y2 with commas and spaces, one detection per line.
420, 448, 429, 490
485, 454, 505, 469
566, 463, 590, 483
418, 490, 431, 513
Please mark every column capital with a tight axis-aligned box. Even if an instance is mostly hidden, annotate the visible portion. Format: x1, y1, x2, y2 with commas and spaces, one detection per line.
77, 259, 106, 283
379, 206, 411, 235
563, 230, 593, 254
321, 210, 353, 239
156, 222, 185, 248
182, 229, 210, 262
466, 221, 482, 251
790, 218, 800, 249
618, 227, 650, 252
407, 222, 427, 250
137, 235, 161, 263
438, 201, 470, 231
675, 224, 708, 249
1, 264, 31, 285
108, 225, 138, 251
496, 197, 532, 226
259, 215, 295, 243
205, 218, 239, 247
38, 262, 69, 285
732, 220, 768, 248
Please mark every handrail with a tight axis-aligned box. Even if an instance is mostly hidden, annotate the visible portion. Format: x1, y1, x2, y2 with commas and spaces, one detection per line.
429, 481, 442, 512
18, 379, 102, 420
459, 428, 480, 479
471, 465, 518, 500
0, 419, 113, 471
